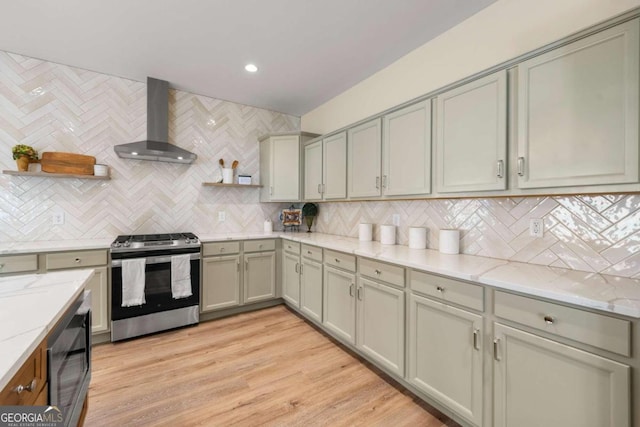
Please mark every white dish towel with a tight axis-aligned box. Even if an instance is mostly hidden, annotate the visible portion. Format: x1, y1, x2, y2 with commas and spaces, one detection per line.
171, 254, 192, 299
121, 258, 146, 307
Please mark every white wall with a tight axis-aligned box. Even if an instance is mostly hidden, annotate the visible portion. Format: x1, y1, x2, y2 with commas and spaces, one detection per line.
301, 0, 640, 134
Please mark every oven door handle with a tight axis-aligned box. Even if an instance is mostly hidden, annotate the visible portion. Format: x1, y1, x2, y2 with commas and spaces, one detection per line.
111, 253, 200, 267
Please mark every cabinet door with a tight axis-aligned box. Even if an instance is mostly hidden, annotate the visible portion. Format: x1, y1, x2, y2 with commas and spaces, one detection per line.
322, 265, 356, 344
303, 140, 323, 201
271, 135, 300, 200
383, 100, 431, 196
348, 119, 381, 198
282, 252, 300, 307
323, 132, 347, 199
517, 20, 639, 189
86, 266, 109, 334
493, 323, 630, 427
243, 252, 276, 304
201, 255, 240, 312
437, 71, 507, 193
356, 277, 405, 376
408, 294, 483, 426
300, 259, 322, 323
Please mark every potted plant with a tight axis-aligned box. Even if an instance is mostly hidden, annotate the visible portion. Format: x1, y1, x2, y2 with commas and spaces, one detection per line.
302, 202, 319, 233
12, 144, 38, 171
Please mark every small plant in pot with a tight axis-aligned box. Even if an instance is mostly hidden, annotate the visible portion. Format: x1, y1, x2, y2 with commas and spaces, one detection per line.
12, 144, 38, 171
302, 202, 319, 233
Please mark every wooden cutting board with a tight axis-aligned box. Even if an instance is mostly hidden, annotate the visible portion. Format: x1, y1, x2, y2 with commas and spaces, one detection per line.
41, 152, 96, 175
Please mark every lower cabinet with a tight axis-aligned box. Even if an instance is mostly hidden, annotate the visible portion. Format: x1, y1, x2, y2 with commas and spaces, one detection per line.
282, 252, 301, 307
493, 323, 630, 427
201, 255, 241, 311
243, 252, 276, 304
300, 258, 323, 322
408, 293, 483, 426
357, 277, 405, 377
322, 264, 356, 343
85, 266, 109, 333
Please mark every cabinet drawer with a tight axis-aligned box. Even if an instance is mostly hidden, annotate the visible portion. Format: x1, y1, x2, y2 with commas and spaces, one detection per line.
324, 249, 356, 272
283, 240, 301, 255
244, 239, 276, 253
301, 244, 322, 262
46, 250, 107, 270
495, 291, 631, 356
202, 241, 240, 256
0, 341, 46, 405
359, 258, 405, 288
411, 270, 483, 312
0, 254, 38, 274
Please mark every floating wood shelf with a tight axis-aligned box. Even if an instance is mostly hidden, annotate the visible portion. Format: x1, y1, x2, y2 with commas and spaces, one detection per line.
202, 182, 262, 188
2, 170, 111, 180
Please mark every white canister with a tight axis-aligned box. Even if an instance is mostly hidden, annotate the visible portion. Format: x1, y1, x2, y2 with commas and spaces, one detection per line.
409, 227, 427, 249
93, 164, 109, 176
263, 219, 273, 233
222, 168, 234, 184
439, 229, 460, 254
359, 223, 373, 241
380, 224, 396, 245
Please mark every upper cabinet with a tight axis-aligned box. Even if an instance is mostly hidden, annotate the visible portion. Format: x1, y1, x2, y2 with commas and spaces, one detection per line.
517, 19, 639, 189
348, 119, 382, 198
383, 100, 432, 196
303, 132, 347, 201
436, 71, 507, 193
260, 132, 318, 202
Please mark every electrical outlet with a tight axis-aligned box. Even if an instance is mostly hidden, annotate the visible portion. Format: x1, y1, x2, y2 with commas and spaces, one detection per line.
52, 210, 65, 225
529, 218, 543, 238
392, 214, 400, 227
218, 211, 226, 222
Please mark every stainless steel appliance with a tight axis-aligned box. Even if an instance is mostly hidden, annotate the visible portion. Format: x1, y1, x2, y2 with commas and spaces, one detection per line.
48, 290, 91, 427
110, 232, 201, 342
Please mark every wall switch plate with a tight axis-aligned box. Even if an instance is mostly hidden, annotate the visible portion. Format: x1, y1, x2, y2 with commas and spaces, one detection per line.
52, 210, 65, 225
529, 218, 543, 237
218, 211, 226, 222
392, 214, 400, 227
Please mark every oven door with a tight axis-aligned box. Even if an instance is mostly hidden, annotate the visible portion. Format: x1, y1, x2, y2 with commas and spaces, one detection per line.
48, 290, 91, 427
111, 252, 200, 321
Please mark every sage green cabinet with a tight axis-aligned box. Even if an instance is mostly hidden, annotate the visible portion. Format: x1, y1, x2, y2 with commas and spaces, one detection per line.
243, 251, 276, 304
282, 251, 301, 307
348, 119, 382, 198
201, 254, 240, 311
303, 132, 347, 201
85, 266, 109, 334
322, 264, 356, 343
303, 140, 323, 201
300, 257, 323, 323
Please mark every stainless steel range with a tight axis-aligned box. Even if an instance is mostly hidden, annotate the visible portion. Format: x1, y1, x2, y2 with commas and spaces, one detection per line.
110, 233, 201, 341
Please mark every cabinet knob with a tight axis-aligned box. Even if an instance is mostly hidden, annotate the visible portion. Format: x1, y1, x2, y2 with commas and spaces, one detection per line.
0, 263, 4, 270
335, 258, 340, 263
307, 250, 312, 255
259, 244, 263, 249
374, 269, 381, 275
543, 315, 555, 325
220, 247, 225, 252
13, 379, 36, 395
436, 286, 444, 293
75, 258, 81, 263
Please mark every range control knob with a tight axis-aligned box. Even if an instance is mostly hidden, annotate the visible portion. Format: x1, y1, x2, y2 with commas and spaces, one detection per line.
113, 242, 122, 248
123, 241, 131, 247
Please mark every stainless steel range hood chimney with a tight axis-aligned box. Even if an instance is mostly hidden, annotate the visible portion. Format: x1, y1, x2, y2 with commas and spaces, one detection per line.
114, 77, 197, 164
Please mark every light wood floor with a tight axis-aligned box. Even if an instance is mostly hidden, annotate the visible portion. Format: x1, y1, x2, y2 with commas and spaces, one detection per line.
86, 305, 458, 427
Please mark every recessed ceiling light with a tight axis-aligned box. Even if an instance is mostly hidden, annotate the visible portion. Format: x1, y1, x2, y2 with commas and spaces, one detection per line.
245, 64, 258, 73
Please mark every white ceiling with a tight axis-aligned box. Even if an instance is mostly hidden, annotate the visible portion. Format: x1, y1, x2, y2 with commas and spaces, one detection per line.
0, 0, 496, 116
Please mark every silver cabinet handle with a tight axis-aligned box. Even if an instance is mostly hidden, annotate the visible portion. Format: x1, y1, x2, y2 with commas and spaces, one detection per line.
13, 379, 36, 395
493, 338, 501, 361
318, 183, 322, 194
294, 262, 299, 274
270, 186, 273, 195
543, 315, 555, 325
436, 286, 444, 293
349, 283, 354, 297
245, 259, 249, 271
497, 160, 504, 178
237, 260, 240, 272
357, 286, 363, 300
307, 250, 312, 255
382, 175, 387, 188
374, 269, 381, 275
75, 258, 81, 263
335, 258, 340, 263
517, 157, 525, 176
300, 264, 304, 275
473, 329, 480, 351
375, 176, 380, 189
0, 263, 4, 270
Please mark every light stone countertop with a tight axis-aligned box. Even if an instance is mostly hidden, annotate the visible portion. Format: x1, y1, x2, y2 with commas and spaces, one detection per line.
0, 269, 94, 390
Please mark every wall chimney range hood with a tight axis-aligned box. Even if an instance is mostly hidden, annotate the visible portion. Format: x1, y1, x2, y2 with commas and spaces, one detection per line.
114, 77, 197, 164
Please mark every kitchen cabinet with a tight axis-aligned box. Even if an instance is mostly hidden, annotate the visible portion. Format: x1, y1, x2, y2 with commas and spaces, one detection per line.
201, 254, 241, 311
493, 323, 630, 427
282, 246, 301, 307
408, 293, 483, 426
300, 245, 323, 323
0, 254, 38, 276
348, 119, 382, 198
516, 19, 639, 189
0, 341, 47, 406
357, 276, 405, 377
436, 70, 507, 193
304, 132, 348, 201
260, 132, 318, 202
382, 100, 431, 196
243, 251, 276, 304
45, 249, 109, 334
322, 264, 356, 343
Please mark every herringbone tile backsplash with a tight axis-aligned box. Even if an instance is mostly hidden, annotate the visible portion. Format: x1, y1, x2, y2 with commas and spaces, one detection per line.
1, 51, 639, 279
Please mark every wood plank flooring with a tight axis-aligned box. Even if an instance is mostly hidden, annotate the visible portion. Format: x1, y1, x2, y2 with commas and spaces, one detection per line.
86, 305, 458, 427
